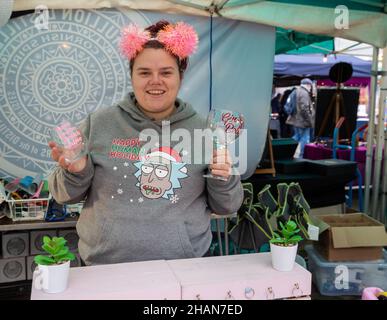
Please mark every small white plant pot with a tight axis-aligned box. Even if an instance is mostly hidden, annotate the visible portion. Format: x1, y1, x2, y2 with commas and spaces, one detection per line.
270, 243, 298, 272
33, 260, 70, 294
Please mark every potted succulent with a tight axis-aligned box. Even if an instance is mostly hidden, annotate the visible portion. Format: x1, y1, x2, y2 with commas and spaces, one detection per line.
229, 182, 315, 270
270, 220, 303, 271
33, 236, 76, 293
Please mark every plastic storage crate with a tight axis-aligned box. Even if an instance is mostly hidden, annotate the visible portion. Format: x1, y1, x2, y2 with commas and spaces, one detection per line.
305, 245, 387, 296
5, 192, 50, 221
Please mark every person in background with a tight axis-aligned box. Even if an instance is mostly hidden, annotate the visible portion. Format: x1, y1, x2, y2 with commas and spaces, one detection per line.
279, 88, 294, 138
286, 78, 314, 157
309, 87, 316, 142
270, 86, 282, 138
47, 20, 243, 266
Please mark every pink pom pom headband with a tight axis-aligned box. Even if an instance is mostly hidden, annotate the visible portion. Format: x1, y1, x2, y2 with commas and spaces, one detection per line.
119, 22, 199, 60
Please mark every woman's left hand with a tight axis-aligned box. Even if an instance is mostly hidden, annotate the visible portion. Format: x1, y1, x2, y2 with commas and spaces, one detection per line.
209, 149, 232, 180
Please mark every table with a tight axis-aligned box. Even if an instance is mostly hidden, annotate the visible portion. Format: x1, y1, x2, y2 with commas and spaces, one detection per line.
31, 253, 312, 300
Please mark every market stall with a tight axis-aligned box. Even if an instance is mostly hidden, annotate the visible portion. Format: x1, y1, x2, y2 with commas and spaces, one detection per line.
1, 0, 386, 302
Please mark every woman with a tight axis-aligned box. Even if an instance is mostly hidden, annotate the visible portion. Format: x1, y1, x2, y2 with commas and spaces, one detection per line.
48, 20, 244, 266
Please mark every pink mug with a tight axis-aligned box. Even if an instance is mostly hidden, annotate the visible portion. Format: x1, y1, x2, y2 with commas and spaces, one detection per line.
361, 287, 384, 300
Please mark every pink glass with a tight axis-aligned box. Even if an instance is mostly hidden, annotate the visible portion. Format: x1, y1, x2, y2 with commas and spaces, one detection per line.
50, 120, 88, 163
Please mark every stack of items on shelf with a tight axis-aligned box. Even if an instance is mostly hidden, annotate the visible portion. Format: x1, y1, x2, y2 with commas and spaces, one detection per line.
1, 175, 84, 222
306, 213, 387, 296
0, 228, 81, 284
1, 174, 50, 221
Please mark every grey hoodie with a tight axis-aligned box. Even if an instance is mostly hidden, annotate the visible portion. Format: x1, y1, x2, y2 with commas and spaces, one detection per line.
49, 93, 244, 265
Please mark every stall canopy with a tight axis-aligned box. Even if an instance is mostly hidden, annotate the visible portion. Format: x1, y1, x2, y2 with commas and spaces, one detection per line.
275, 28, 334, 54
274, 54, 372, 77
6, 9, 335, 55
11, 0, 387, 48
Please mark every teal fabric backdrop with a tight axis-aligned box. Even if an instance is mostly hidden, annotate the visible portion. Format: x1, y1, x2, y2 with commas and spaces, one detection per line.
0, 8, 275, 180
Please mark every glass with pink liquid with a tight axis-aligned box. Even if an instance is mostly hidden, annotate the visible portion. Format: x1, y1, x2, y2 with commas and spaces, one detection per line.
50, 120, 88, 163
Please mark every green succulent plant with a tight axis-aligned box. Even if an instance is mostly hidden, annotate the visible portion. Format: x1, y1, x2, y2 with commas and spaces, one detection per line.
34, 236, 75, 266
270, 220, 303, 246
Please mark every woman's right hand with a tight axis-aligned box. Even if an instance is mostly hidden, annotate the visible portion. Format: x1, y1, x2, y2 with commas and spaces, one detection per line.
48, 141, 88, 173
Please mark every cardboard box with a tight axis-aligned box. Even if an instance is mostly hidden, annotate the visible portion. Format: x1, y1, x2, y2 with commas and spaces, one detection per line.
312, 213, 387, 261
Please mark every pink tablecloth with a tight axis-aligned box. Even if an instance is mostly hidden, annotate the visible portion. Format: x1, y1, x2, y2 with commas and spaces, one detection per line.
303, 144, 368, 163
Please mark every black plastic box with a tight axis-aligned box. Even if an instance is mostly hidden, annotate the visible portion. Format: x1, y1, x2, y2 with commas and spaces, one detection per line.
306, 159, 357, 177
272, 138, 298, 160
270, 158, 310, 174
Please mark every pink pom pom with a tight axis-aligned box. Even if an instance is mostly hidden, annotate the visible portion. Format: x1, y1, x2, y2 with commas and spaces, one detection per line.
119, 24, 150, 59
157, 22, 199, 59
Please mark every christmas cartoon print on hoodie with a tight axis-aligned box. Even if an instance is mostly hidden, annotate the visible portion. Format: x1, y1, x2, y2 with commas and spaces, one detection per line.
134, 146, 188, 200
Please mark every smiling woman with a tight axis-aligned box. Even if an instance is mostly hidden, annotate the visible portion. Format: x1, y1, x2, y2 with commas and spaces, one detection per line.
47, 19, 244, 266
131, 49, 181, 121
126, 20, 191, 121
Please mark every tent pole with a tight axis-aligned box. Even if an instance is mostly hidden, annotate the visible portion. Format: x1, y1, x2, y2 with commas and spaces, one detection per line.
380, 99, 387, 224
379, 48, 387, 225
371, 49, 385, 220
364, 47, 379, 214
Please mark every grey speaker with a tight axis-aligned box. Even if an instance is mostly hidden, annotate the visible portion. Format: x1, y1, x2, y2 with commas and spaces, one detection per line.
0, 257, 26, 283
58, 229, 79, 252
26, 256, 37, 280
1, 232, 29, 258
30, 230, 57, 255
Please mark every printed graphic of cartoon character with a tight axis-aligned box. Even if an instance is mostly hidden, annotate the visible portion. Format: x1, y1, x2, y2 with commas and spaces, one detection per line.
133, 147, 188, 200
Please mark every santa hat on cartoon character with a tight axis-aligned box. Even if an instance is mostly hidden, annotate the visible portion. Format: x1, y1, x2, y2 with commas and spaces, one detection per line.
142, 146, 187, 174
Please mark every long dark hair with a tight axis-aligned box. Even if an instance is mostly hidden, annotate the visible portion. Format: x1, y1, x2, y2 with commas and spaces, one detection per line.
129, 20, 188, 76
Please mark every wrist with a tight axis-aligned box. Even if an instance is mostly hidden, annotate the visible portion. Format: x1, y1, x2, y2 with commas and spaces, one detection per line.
67, 156, 88, 174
